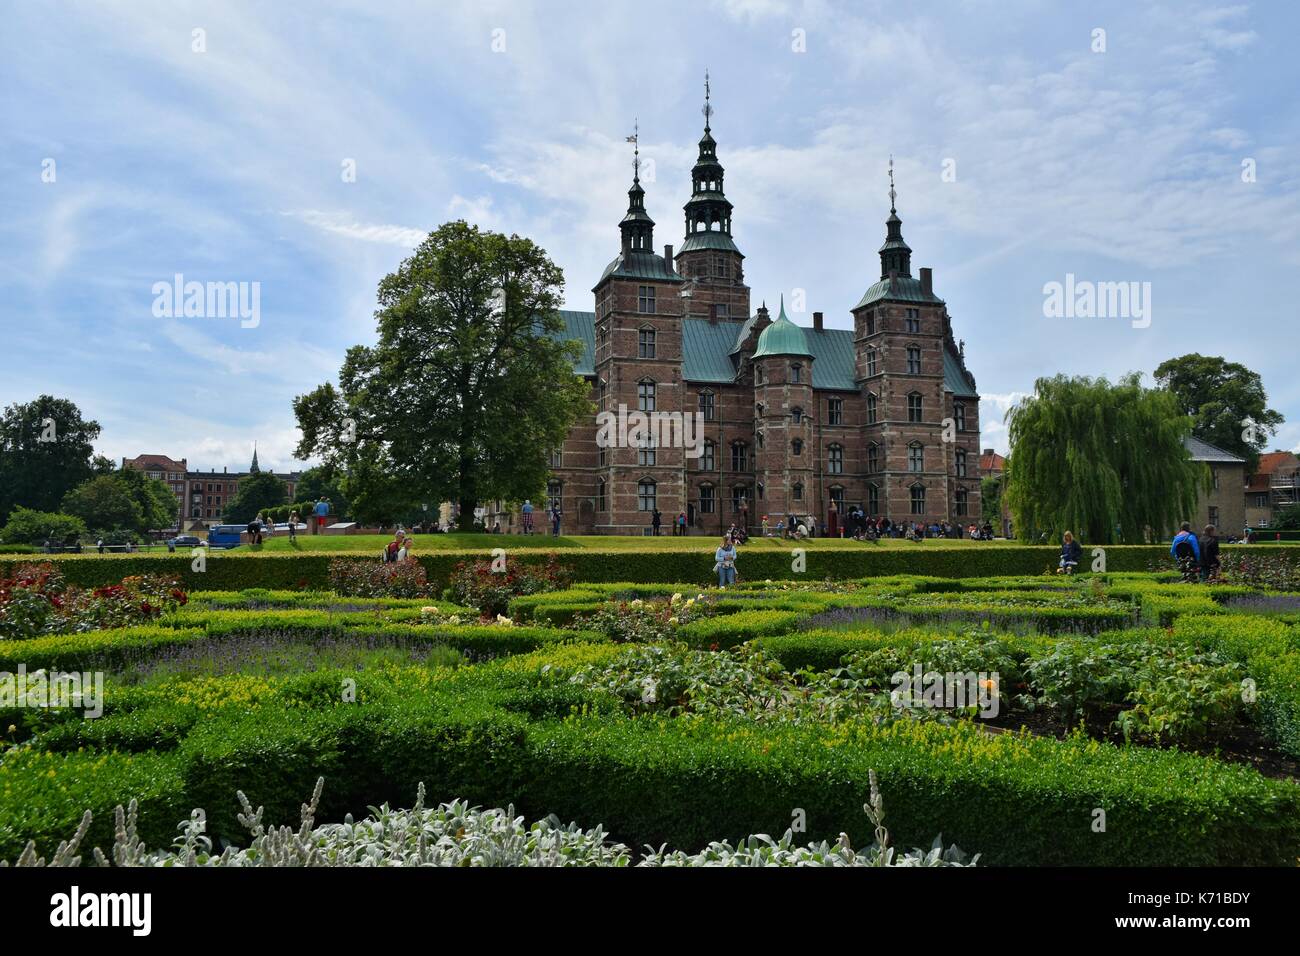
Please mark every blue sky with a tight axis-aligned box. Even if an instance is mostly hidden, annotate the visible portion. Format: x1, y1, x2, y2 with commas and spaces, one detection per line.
3, 0, 1298, 472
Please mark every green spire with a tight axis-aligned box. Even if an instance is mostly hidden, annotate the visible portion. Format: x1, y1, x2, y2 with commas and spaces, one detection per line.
250, 443, 260, 474
752, 295, 813, 358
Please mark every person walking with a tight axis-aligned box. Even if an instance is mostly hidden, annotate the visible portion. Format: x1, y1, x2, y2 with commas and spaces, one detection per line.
521, 499, 534, 535
288, 511, 299, 543
1058, 531, 1082, 574
1171, 522, 1201, 582
1199, 524, 1221, 582
651, 508, 662, 536
313, 498, 329, 535
714, 534, 738, 588
550, 502, 562, 536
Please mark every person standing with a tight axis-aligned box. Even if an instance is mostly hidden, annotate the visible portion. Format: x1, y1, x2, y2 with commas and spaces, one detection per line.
313, 498, 329, 535
550, 502, 562, 536
521, 499, 534, 535
827, 500, 839, 538
714, 534, 738, 588
651, 508, 662, 536
1199, 524, 1221, 582
288, 511, 299, 543
1171, 522, 1201, 581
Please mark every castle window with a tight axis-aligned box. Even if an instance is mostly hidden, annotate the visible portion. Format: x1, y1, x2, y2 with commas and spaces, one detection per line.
757, 481, 765, 501
908, 443, 923, 473
699, 483, 715, 514
732, 485, 749, 513
731, 442, 748, 472
954, 402, 966, 432
638, 479, 657, 512
699, 390, 716, 421
637, 379, 656, 412
828, 444, 844, 475
756, 431, 764, 450
956, 448, 968, 478
867, 393, 878, 424
906, 308, 921, 333
866, 312, 876, 336
547, 480, 562, 512
638, 432, 656, 467
792, 438, 803, 456
956, 486, 969, 516
866, 349, 878, 376
597, 378, 607, 409
868, 483, 880, 516
638, 326, 656, 358
715, 303, 729, 318
911, 483, 926, 515
868, 442, 880, 473
827, 398, 843, 426
790, 364, 802, 384
701, 440, 715, 471
598, 445, 607, 468
597, 479, 607, 512
792, 482, 803, 501
638, 286, 656, 314
908, 392, 923, 423
714, 256, 729, 278
792, 406, 803, 424
829, 486, 845, 510
907, 347, 921, 375
549, 448, 563, 469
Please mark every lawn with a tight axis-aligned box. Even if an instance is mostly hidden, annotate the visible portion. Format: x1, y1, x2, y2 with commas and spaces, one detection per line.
248, 531, 1025, 553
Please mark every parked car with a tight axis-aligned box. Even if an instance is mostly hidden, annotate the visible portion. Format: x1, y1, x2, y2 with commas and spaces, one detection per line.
166, 534, 205, 551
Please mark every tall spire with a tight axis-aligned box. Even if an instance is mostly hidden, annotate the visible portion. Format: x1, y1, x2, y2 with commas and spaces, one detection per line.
879, 154, 912, 278
619, 120, 654, 256
682, 72, 736, 246
250, 442, 261, 474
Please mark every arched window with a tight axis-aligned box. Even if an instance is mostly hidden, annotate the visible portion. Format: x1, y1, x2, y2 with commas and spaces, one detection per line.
956, 448, 967, 478
637, 379, 656, 412
907, 346, 922, 375
908, 392, 923, 423
638, 478, 657, 512
791, 406, 803, 424
638, 326, 656, 358
792, 438, 803, 456
866, 348, 878, 376
828, 444, 844, 475
792, 481, 804, 501
908, 442, 923, 473
910, 483, 926, 515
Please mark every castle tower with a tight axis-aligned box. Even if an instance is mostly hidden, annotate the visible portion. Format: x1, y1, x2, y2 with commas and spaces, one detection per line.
675, 73, 749, 323
750, 296, 816, 525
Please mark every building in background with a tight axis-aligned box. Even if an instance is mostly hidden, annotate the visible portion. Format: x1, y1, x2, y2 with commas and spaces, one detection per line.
1182, 437, 1245, 535
121, 454, 188, 529
979, 447, 1010, 537
126, 449, 301, 529
1245, 451, 1300, 529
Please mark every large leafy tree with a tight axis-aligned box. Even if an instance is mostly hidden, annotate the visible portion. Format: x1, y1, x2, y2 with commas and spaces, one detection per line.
1004, 374, 1207, 544
62, 476, 144, 536
115, 466, 179, 531
293, 221, 590, 530
1153, 353, 1283, 472
0, 396, 102, 520
294, 465, 351, 518
224, 471, 289, 524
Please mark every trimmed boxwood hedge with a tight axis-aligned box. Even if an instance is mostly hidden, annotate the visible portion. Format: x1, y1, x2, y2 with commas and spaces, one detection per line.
7, 544, 1296, 592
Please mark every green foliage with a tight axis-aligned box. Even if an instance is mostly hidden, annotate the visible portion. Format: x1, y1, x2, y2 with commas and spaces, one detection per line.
1004, 373, 1207, 544
0, 508, 87, 546
292, 221, 591, 531
979, 474, 1003, 527
1154, 353, 1284, 472
0, 396, 103, 522
328, 558, 430, 598
224, 471, 289, 524
113, 466, 178, 531
61, 475, 143, 536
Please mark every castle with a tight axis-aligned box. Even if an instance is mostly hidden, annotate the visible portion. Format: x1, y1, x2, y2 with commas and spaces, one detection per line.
522, 89, 982, 536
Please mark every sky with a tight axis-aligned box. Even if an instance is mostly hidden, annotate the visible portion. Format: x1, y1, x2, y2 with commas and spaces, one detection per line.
2, 0, 1298, 473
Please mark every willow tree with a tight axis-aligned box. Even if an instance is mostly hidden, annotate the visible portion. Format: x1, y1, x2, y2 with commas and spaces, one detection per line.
1003, 373, 1207, 544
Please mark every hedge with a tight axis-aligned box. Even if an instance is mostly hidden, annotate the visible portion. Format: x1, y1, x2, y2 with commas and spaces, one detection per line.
7, 544, 1297, 592
8, 658, 1298, 864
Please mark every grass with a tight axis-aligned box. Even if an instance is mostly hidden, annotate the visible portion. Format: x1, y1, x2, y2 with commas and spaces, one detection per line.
234, 532, 1026, 554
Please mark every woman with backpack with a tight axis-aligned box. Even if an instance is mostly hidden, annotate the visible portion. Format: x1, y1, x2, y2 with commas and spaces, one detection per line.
1199, 525, 1221, 582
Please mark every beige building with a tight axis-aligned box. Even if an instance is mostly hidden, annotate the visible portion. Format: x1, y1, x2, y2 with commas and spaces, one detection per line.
1183, 437, 1245, 535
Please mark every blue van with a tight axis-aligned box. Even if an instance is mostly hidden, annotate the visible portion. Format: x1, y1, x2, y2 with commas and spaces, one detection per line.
207, 524, 245, 550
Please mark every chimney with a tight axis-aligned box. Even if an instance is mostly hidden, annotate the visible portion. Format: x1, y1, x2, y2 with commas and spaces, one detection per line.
813, 311, 823, 332
920, 267, 933, 296
983, 448, 994, 457
664, 244, 674, 270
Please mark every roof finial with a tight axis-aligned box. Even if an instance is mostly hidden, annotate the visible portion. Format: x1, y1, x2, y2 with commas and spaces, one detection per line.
888, 154, 897, 213
630, 119, 640, 183
702, 70, 713, 132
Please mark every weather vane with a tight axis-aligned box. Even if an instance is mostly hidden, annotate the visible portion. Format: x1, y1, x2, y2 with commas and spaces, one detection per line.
626, 119, 640, 181
888, 154, 897, 211
703, 70, 713, 130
